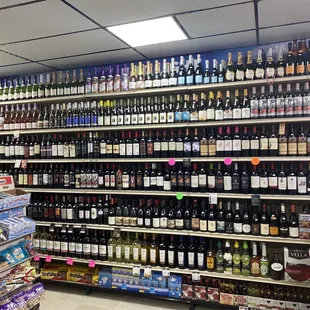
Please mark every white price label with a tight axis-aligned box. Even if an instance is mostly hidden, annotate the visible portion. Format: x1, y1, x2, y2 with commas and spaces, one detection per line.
192, 272, 200, 282
209, 193, 217, 205
14, 131, 20, 139
14, 160, 21, 168
144, 266, 152, 278
132, 266, 140, 276
162, 268, 170, 277
239, 307, 248, 310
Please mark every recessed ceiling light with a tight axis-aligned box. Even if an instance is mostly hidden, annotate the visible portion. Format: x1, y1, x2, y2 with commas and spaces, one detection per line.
107, 16, 187, 47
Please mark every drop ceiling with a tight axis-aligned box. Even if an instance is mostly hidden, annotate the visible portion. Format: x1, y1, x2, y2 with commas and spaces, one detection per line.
0, 0, 308, 76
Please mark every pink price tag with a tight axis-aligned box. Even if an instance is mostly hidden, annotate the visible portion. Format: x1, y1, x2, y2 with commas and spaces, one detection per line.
33, 255, 40, 262
45, 255, 52, 263
88, 260, 96, 268
224, 157, 232, 166
66, 258, 74, 266
168, 158, 176, 166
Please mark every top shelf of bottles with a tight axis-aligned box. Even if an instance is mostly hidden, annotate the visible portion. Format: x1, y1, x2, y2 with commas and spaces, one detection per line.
0, 76, 309, 106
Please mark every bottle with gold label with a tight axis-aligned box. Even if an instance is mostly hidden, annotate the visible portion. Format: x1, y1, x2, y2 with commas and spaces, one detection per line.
235, 52, 245, 81
144, 61, 153, 89
198, 93, 207, 121
245, 51, 254, 80
286, 43, 295, 77
250, 242, 260, 277
255, 49, 265, 79
225, 52, 235, 82
276, 48, 285, 77
296, 41, 305, 76
269, 204, 279, 236
153, 60, 161, 88
206, 91, 215, 120
206, 239, 216, 272
161, 59, 169, 87
136, 61, 144, 89
128, 63, 136, 90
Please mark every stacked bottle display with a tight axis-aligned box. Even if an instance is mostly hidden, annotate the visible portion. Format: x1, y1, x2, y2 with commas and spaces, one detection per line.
1, 39, 310, 100
33, 227, 286, 280
28, 195, 300, 239
1, 122, 310, 159
10, 160, 310, 196
1, 83, 310, 132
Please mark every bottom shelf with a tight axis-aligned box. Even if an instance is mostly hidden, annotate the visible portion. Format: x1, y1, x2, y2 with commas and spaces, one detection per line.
42, 278, 238, 310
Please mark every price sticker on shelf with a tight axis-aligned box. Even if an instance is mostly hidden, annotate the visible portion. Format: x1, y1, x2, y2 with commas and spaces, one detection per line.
45, 255, 52, 263
68, 225, 74, 234
209, 193, 217, 205
251, 194, 260, 207
132, 266, 140, 276
33, 255, 40, 262
239, 307, 249, 310
13, 131, 20, 139
88, 260, 96, 268
144, 266, 152, 278
192, 272, 200, 282
162, 268, 170, 277
66, 258, 74, 266
80, 225, 86, 233
168, 158, 176, 166
14, 160, 21, 168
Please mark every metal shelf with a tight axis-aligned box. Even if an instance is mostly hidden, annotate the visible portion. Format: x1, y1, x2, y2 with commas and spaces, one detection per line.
2, 75, 309, 107
1, 156, 310, 164
36, 221, 310, 245
1, 116, 310, 136
37, 254, 310, 288
21, 187, 310, 201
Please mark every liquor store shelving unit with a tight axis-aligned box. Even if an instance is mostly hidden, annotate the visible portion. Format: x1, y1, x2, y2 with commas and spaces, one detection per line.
4, 74, 310, 298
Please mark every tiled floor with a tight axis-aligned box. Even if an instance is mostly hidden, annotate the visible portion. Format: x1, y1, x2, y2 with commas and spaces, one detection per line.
41, 283, 218, 310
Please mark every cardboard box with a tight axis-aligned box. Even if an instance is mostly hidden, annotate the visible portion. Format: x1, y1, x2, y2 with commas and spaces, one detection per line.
284, 247, 310, 282
285, 301, 299, 310
220, 292, 234, 305
299, 213, 310, 239
234, 294, 248, 306
248, 296, 260, 309
298, 303, 310, 310
0, 177, 30, 210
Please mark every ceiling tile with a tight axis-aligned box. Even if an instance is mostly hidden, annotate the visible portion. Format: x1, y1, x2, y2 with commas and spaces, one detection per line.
39, 49, 143, 69
66, 0, 251, 27
0, 50, 29, 66
259, 0, 310, 28
0, 0, 36, 8
260, 23, 310, 44
137, 31, 256, 58
1, 29, 127, 61
0, 0, 96, 44
177, 3, 255, 38
0, 63, 51, 78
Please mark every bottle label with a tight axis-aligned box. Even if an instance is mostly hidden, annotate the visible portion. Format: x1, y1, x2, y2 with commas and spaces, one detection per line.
241, 140, 250, 151
289, 227, 299, 238
206, 108, 215, 120
188, 252, 194, 266
233, 108, 241, 119
242, 224, 251, 234
269, 137, 278, 150
225, 70, 234, 81
304, 95, 310, 115
260, 223, 269, 236
208, 176, 215, 189
241, 107, 250, 119
260, 177, 268, 189
215, 110, 223, 120
178, 76, 185, 85
251, 175, 260, 189
203, 76, 210, 84
208, 220, 216, 232
216, 140, 224, 152
277, 67, 284, 77
259, 98, 267, 117
278, 177, 287, 190
271, 262, 283, 271
223, 176, 232, 191
197, 253, 204, 268
216, 220, 225, 232
250, 140, 259, 150
223, 109, 233, 120
169, 77, 177, 86
298, 140, 307, 155
294, 96, 303, 115
260, 137, 268, 150
159, 250, 166, 264
168, 250, 174, 265
233, 222, 242, 233
178, 252, 184, 266
285, 97, 294, 116
200, 219, 207, 231
198, 110, 207, 121
287, 176, 297, 190
245, 69, 254, 80
232, 139, 241, 151
251, 261, 260, 275
250, 99, 259, 118
298, 176, 307, 194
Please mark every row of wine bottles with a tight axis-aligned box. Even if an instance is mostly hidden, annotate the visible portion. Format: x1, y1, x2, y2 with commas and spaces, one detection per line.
3, 39, 310, 101
1, 82, 310, 133
1, 123, 310, 159
28, 194, 300, 239
33, 228, 285, 280
12, 161, 310, 195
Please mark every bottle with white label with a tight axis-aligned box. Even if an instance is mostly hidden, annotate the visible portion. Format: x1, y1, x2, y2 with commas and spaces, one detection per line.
260, 204, 270, 236
187, 236, 196, 270
289, 205, 299, 238
149, 234, 158, 266
197, 238, 206, 270
167, 235, 176, 268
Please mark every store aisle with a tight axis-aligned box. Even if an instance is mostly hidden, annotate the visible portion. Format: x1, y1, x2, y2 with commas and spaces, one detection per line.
41, 283, 217, 310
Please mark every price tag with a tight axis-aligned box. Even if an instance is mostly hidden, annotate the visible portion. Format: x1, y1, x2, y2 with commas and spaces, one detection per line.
14, 160, 21, 168
251, 194, 260, 207
144, 266, 152, 278
162, 268, 170, 277
21, 160, 28, 169
176, 192, 184, 200
168, 158, 176, 166
45, 255, 52, 263
209, 193, 217, 205
239, 307, 249, 310
132, 266, 140, 276
13, 131, 20, 139
183, 158, 191, 167
49, 224, 55, 233
279, 122, 285, 135
121, 284, 127, 290
33, 255, 40, 262
192, 272, 200, 282
88, 260, 96, 268
66, 258, 74, 266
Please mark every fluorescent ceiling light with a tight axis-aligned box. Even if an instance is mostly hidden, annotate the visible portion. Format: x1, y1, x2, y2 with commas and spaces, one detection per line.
107, 16, 187, 47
